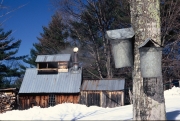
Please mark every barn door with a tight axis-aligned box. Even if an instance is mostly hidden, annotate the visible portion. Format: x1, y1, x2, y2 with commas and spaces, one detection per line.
87, 92, 100, 107
102, 91, 122, 108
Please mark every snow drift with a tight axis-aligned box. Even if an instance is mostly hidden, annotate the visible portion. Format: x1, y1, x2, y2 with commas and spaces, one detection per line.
0, 86, 180, 120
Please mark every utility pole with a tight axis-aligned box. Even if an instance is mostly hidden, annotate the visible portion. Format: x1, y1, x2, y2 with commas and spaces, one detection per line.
130, 0, 166, 120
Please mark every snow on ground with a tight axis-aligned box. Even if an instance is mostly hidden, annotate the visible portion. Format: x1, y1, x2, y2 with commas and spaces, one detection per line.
1, 86, 180, 120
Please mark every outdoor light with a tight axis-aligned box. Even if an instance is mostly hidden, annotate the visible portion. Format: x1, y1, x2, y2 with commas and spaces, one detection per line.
72, 47, 79, 72
106, 27, 134, 68
139, 38, 163, 78
73, 47, 78, 53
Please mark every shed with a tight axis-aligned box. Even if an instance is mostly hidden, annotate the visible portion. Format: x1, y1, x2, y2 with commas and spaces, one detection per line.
80, 79, 125, 108
19, 54, 82, 110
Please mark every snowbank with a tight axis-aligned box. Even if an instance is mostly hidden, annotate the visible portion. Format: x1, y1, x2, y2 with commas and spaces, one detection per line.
0, 87, 180, 120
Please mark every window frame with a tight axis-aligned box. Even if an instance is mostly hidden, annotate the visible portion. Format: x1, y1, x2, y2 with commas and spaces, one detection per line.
48, 94, 56, 106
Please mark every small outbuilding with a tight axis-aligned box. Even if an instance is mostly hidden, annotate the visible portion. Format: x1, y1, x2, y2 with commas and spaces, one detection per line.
80, 79, 125, 108
19, 53, 82, 110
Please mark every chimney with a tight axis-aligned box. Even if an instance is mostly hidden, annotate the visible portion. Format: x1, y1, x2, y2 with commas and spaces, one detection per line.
73, 47, 79, 71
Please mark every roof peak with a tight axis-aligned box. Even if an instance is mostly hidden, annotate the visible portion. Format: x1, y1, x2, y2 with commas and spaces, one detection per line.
138, 38, 162, 48
35, 54, 71, 62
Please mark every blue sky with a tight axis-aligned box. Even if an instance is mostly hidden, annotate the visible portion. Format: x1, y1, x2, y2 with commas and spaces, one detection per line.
1, 0, 54, 57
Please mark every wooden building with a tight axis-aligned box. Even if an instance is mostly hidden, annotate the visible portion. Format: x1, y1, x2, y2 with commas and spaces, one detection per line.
19, 54, 82, 110
0, 88, 19, 113
80, 79, 125, 108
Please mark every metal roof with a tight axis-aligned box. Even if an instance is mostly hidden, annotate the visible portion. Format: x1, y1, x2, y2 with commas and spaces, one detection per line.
19, 68, 82, 93
106, 27, 134, 40
35, 54, 71, 62
81, 79, 125, 91
138, 38, 162, 48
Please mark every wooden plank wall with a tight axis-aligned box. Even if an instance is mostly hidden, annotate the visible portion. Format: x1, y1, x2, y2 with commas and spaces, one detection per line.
19, 94, 79, 110
55, 95, 79, 104
80, 91, 124, 108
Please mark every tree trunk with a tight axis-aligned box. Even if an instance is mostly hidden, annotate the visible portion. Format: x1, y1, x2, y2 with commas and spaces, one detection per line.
105, 37, 113, 78
130, 0, 166, 120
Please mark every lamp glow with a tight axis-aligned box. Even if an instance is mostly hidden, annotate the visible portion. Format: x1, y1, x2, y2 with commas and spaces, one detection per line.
73, 47, 78, 52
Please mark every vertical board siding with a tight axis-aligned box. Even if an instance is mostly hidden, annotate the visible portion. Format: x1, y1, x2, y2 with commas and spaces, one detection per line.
19, 91, 124, 110
19, 94, 79, 110
80, 92, 86, 105
80, 91, 101, 107
80, 91, 124, 108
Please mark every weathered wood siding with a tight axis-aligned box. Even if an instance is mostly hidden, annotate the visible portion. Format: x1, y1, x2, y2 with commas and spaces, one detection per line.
80, 91, 124, 108
19, 93, 79, 110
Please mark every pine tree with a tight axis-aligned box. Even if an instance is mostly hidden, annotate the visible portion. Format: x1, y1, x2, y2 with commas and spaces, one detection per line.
24, 12, 69, 67
0, 28, 27, 88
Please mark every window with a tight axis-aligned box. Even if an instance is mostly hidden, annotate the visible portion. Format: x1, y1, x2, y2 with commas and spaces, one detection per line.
48, 94, 56, 106
38, 62, 58, 69
39, 62, 47, 69
48, 62, 58, 68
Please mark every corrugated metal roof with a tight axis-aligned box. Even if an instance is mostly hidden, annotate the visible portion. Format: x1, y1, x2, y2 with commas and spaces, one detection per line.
81, 79, 125, 91
19, 68, 82, 93
106, 27, 134, 40
35, 54, 71, 62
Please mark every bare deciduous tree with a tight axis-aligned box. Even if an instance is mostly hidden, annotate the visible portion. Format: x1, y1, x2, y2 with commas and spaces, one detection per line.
53, 0, 131, 79
161, 0, 180, 86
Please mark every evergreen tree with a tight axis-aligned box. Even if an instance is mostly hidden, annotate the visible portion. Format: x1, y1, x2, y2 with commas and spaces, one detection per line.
0, 28, 27, 88
24, 12, 70, 67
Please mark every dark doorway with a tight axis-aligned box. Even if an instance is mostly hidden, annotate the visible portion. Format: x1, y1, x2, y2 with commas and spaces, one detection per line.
172, 80, 179, 87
